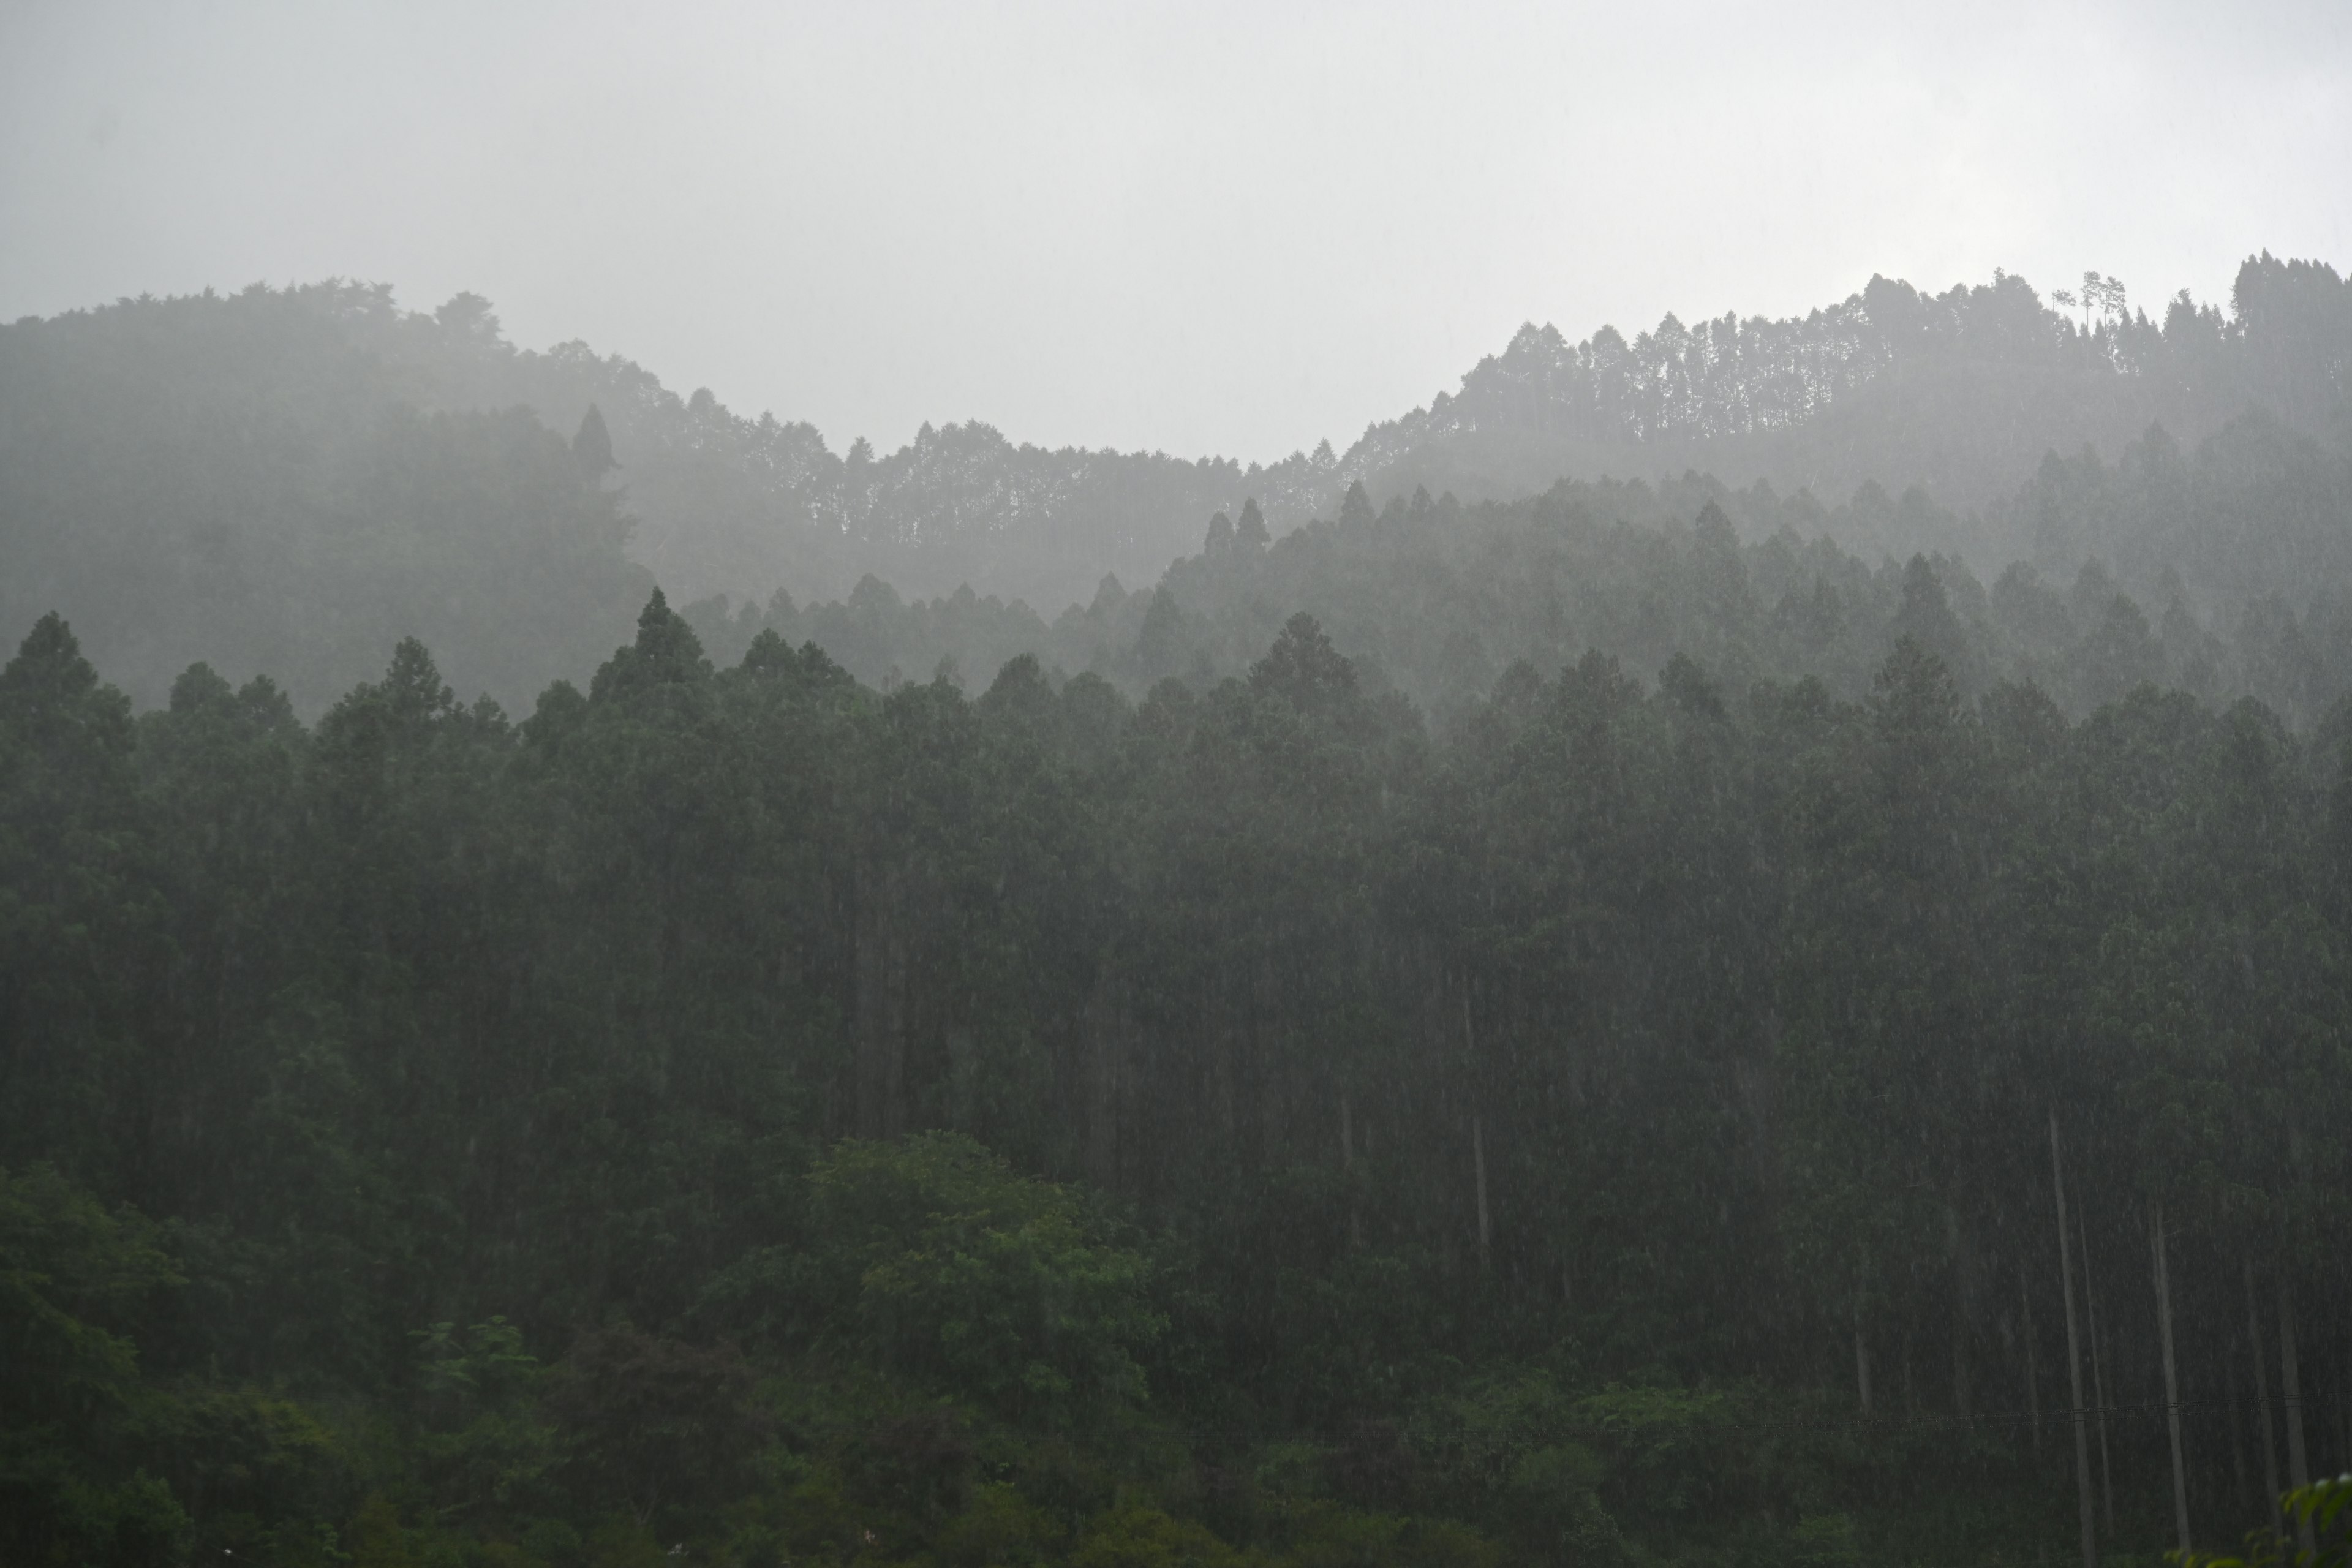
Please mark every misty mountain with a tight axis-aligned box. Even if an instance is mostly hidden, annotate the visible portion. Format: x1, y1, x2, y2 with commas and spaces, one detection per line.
303, 252, 2352, 589
13, 257, 2346, 645
0, 288, 650, 714
681, 412, 2352, 733
4, 256, 2345, 715
315, 253, 2352, 604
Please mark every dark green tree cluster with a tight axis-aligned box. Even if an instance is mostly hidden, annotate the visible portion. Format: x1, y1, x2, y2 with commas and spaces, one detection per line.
6, 575, 2350, 1565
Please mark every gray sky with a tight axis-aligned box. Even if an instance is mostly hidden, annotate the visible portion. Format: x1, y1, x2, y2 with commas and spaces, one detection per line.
4, 0, 2347, 464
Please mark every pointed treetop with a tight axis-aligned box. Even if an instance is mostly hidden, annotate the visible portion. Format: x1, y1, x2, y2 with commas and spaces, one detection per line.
2, 612, 99, 710
1660, 652, 1725, 720
1695, 499, 1737, 546
1237, 499, 1270, 549
1872, 636, 1961, 738
1251, 612, 1357, 712
379, 638, 459, 726
1, 613, 133, 754
591, 589, 711, 699
1133, 588, 1192, 683
573, 404, 616, 477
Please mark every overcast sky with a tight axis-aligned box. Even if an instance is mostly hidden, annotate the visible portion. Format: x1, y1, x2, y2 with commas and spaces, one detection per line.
4, 0, 2347, 464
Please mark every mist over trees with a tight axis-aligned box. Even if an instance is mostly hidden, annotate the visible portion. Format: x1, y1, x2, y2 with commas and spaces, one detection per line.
5, 254, 2345, 710
680, 420, 2352, 730
0, 290, 650, 713
4, 251, 2352, 1567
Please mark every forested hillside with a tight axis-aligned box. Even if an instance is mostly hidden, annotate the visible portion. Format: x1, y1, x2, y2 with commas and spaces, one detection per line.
6, 255, 2346, 671
1348, 259, 2351, 533
6, 581, 2351, 1565
9, 268, 2351, 723
6, 252, 2352, 1568
279, 255, 2352, 601
0, 290, 650, 714
687, 409, 2352, 730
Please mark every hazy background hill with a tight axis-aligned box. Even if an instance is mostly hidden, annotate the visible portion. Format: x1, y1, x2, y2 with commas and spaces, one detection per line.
2, 254, 2345, 711
0, 290, 650, 714
284, 252, 2352, 594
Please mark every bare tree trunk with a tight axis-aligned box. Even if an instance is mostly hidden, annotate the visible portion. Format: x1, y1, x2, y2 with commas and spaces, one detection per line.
1471, 1112, 1491, 1271
1460, 989, 1490, 1272
2249, 1259, 2284, 1536
1341, 1090, 1362, 1250
853, 859, 909, 1139
2281, 1276, 2317, 1558
2025, 1267, 2044, 1454
1855, 1302, 1872, 1420
2228, 1329, 2252, 1513
2082, 1204, 2114, 1536
2151, 1200, 2191, 1556
2049, 1110, 2097, 1568
1950, 1205, 1973, 1422
2342, 1326, 2351, 1477
1083, 970, 1125, 1189
1954, 1310, 1972, 1423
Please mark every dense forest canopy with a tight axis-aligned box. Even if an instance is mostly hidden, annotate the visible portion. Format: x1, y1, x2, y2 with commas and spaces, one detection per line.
7, 589, 2352, 1564
5, 251, 2352, 1568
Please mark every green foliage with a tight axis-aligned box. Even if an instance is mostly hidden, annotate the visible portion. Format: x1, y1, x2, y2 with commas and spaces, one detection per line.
1071, 1501, 1248, 1568
805, 1134, 1165, 1423
543, 1327, 771, 1527
0, 1163, 180, 1417
0, 1163, 192, 1565
7, 540, 2352, 1568
409, 1318, 558, 1522
2179, 1477, 2352, 1568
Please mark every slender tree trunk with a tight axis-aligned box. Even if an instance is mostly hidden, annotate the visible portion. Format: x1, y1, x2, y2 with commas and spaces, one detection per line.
2337, 1320, 2351, 1477
2082, 1204, 2114, 1536
1855, 1302, 1873, 1420
1340, 1090, 1362, 1250
2249, 1259, 2284, 1534
1471, 1112, 1491, 1271
1950, 1203, 1973, 1421
853, 859, 909, 1139
2152, 1200, 2191, 1556
2281, 1276, 2316, 1558
2026, 1267, 2044, 1454
1084, 970, 1124, 1189
1954, 1308, 1972, 1423
2228, 1329, 2252, 1513
1460, 989, 1490, 1272
2049, 1110, 2097, 1568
